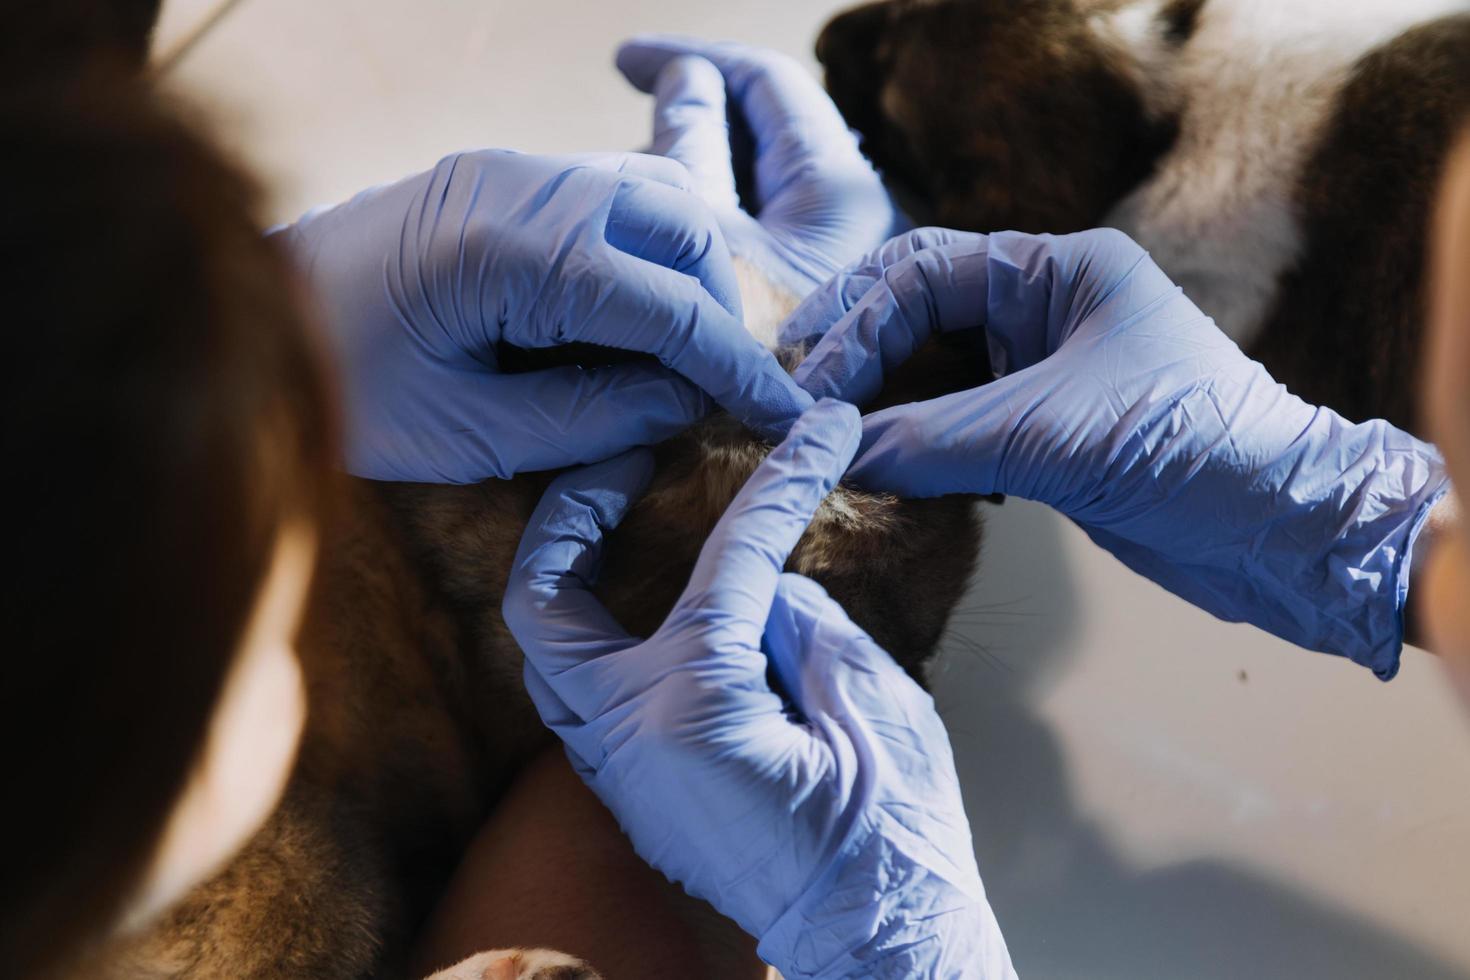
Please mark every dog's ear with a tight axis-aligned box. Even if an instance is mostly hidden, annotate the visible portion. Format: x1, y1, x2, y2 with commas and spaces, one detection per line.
816, 1, 895, 88
820, 0, 1183, 237
816, 2, 901, 161
936, 84, 1178, 234
1157, 0, 1208, 44
815, 0, 889, 59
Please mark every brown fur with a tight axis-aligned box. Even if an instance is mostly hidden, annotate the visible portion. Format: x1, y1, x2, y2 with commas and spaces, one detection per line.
90, 335, 986, 978
817, 0, 1470, 434
816, 0, 1177, 235
1249, 15, 1470, 431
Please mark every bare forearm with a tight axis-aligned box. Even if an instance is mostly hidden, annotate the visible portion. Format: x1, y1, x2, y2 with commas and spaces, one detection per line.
411, 747, 768, 980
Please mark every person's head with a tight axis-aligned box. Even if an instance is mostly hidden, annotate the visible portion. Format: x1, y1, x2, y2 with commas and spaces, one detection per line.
0, 76, 336, 976
1422, 124, 1470, 703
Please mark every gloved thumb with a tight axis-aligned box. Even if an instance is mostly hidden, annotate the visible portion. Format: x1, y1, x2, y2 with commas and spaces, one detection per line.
764, 572, 933, 729
764, 574, 974, 887
640, 55, 741, 213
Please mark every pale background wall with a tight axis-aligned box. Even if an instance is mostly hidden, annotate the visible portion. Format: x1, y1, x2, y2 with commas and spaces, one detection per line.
154, 2, 1470, 976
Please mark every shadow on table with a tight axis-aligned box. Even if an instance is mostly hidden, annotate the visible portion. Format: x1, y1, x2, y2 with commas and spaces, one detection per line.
938, 499, 1470, 980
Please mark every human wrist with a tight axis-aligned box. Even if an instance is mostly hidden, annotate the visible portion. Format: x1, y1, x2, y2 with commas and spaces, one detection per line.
1422, 525, 1470, 711
1417, 494, 1470, 668
755, 823, 1013, 980
1405, 488, 1459, 650
1234, 417, 1447, 678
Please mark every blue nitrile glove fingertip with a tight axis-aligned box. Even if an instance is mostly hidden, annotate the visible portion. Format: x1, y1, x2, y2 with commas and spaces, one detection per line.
616, 34, 707, 91
746, 374, 818, 444
761, 396, 862, 474
804, 396, 862, 446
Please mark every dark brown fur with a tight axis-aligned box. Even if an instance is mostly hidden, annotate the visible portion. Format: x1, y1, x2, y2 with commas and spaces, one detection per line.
817, 0, 1470, 434
1250, 16, 1470, 430
93, 338, 986, 979
817, 0, 1178, 235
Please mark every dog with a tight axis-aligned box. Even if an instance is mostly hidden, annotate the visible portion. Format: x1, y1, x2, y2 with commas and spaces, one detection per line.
817, 0, 1470, 434
87, 264, 990, 979
22, 7, 987, 974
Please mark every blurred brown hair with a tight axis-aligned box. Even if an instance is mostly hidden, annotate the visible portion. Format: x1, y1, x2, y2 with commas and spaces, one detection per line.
0, 0, 163, 83
0, 75, 337, 977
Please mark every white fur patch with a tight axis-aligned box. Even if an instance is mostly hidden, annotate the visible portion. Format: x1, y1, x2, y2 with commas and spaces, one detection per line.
1091, 0, 1177, 111
733, 256, 802, 350
1095, 0, 1466, 346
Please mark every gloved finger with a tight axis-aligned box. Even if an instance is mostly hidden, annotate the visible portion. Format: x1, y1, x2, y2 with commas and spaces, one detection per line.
543, 150, 694, 192
598, 170, 741, 318
617, 36, 861, 209
648, 55, 741, 213
840, 235, 1213, 500
552, 246, 813, 440
380, 362, 707, 482
843, 379, 1031, 499
603, 152, 694, 192
502, 451, 650, 698
507, 448, 786, 750
792, 236, 992, 405
764, 573, 937, 731
673, 398, 861, 639
764, 572, 976, 879
786, 228, 1173, 405
446, 154, 738, 318
777, 227, 983, 352
521, 664, 598, 781
967, 228, 1165, 376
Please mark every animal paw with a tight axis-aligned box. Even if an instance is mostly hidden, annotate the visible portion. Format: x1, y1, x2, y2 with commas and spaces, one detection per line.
422, 947, 602, 980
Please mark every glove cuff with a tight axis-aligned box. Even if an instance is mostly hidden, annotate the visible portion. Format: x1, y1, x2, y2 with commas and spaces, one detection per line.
1289, 425, 1448, 679
1109, 419, 1448, 678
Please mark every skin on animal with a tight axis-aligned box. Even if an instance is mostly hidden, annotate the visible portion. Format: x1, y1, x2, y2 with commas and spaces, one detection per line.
816, 0, 1470, 433
90, 266, 989, 979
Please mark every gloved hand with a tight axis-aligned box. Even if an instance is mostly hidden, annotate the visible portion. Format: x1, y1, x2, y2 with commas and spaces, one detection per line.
274, 150, 812, 483
617, 36, 897, 299
503, 399, 1016, 980
791, 227, 1448, 678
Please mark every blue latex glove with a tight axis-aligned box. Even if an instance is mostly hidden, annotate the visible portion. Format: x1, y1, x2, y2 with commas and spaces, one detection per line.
789, 227, 1449, 678
503, 399, 1017, 979
617, 36, 897, 298
274, 150, 813, 483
